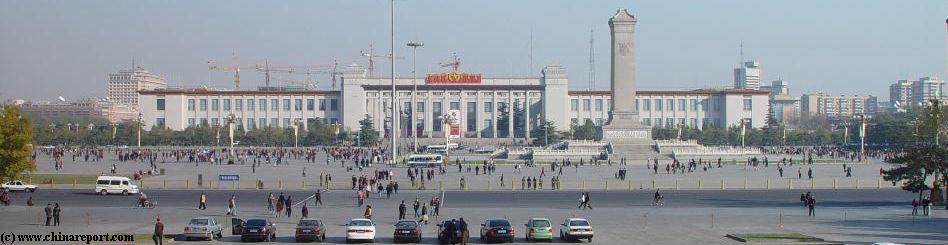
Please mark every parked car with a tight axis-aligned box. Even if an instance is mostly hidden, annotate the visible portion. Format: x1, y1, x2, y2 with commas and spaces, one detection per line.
524, 218, 553, 242
1, 181, 37, 192
183, 217, 223, 241
559, 218, 593, 242
479, 219, 514, 243
94, 176, 138, 195
295, 218, 326, 242
240, 218, 276, 242
345, 218, 376, 243
393, 219, 422, 243
437, 220, 463, 244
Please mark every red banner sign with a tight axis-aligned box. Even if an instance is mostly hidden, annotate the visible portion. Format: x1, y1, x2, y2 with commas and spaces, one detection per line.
426, 72, 482, 84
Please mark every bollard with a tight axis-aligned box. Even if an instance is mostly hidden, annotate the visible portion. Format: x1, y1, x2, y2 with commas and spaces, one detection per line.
628, 180, 633, 191
833, 178, 837, 189
856, 179, 860, 189
280, 180, 284, 190
73, 178, 77, 189
232, 181, 236, 190
86, 212, 91, 226
711, 213, 715, 228
675, 179, 679, 190
301, 180, 305, 190
766, 179, 771, 190
788, 179, 792, 189
488, 181, 492, 191
163, 179, 167, 190
778, 212, 783, 229
582, 180, 586, 190
604, 181, 608, 191
652, 180, 656, 189
439, 181, 444, 191
50, 179, 54, 189
743, 178, 747, 190
878, 179, 882, 189
698, 180, 702, 190
721, 179, 725, 190
186, 180, 190, 190
810, 179, 814, 189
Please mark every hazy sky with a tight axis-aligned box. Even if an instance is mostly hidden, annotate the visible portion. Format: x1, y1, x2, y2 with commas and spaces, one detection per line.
1, 0, 946, 102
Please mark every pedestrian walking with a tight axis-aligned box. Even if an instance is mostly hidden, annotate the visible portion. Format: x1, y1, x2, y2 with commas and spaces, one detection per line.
419, 204, 429, 225
53, 203, 61, 226
912, 198, 919, 216
398, 200, 407, 220
413, 199, 420, 218
922, 197, 931, 216
364, 205, 373, 219
285, 196, 293, 217
199, 192, 206, 210
153, 217, 164, 245
267, 192, 275, 213
44, 203, 52, 226
301, 202, 309, 218
460, 217, 469, 245
807, 196, 816, 217
578, 193, 586, 209
227, 195, 237, 216
584, 192, 593, 210
314, 190, 322, 208
26, 196, 33, 206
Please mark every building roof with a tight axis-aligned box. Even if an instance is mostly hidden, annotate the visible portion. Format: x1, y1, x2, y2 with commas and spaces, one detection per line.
568, 88, 770, 96
139, 88, 340, 96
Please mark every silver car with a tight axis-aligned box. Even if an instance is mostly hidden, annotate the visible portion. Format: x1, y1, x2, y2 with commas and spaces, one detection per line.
183, 217, 223, 241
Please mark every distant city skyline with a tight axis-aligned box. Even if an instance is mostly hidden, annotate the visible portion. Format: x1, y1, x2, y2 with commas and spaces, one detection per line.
1, 0, 946, 101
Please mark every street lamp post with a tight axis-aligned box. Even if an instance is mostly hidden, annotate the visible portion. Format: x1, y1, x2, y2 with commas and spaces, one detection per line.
293, 118, 302, 148
740, 119, 747, 148
389, 0, 398, 165
407, 41, 424, 153
226, 114, 236, 161
137, 112, 142, 148
854, 114, 867, 161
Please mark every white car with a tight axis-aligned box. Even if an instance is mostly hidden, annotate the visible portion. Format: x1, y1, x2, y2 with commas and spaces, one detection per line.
345, 218, 376, 243
1, 181, 37, 192
560, 218, 593, 242
94, 176, 139, 195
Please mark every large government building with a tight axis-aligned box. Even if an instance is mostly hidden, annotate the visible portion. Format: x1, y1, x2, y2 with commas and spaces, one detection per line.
139, 63, 770, 139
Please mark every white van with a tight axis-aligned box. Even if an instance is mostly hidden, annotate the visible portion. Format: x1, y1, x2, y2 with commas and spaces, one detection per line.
95, 176, 139, 195
406, 154, 444, 167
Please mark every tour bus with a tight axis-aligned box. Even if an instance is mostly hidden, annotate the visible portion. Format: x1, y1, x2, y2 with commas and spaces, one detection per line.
424, 143, 459, 153
406, 154, 444, 167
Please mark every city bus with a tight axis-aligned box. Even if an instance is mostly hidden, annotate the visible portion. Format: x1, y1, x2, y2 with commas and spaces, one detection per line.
406, 154, 444, 167
424, 143, 459, 153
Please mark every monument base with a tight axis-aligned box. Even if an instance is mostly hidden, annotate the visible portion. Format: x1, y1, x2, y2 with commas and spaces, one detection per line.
599, 112, 659, 161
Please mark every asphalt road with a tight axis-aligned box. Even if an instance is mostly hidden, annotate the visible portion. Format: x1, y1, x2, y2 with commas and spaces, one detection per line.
4, 189, 916, 209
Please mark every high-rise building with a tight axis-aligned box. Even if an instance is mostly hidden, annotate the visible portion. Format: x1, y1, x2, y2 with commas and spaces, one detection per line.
800, 93, 878, 119
911, 76, 944, 105
768, 80, 798, 124
733, 61, 761, 90
888, 77, 945, 109
889, 80, 913, 109
107, 67, 167, 109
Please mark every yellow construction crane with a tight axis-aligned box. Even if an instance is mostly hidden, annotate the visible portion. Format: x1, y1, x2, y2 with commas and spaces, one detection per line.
254, 59, 344, 90
208, 54, 251, 89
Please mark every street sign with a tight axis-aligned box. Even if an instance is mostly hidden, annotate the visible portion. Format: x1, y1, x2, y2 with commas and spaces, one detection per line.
219, 175, 240, 181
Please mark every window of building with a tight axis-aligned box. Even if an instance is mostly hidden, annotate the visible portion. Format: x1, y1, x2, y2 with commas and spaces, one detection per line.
571, 118, 578, 125
690, 118, 698, 128
235, 99, 243, 111
295, 99, 303, 111
156, 98, 165, 111
654, 118, 662, 128
466, 102, 477, 132
571, 99, 579, 111
483, 119, 493, 138
654, 99, 662, 111
188, 118, 196, 127
155, 118, 165, 127
432, 101, 442, 132
666, 99, 674, 111
701, 99, 709, 112
307, 99, 315, 111
270, 99, 279, 111
743, 97, 753, 111
666, 118, 674, 128
283, 118, 291, 127
678, 99, 686, 111
271, 118, 279, 127
246, 118, 255, 129
583, 99, 591, 111
595, 99, 603, 111
330, 99, 339, 111
690, 99, 697, 111
211, 118, 219, 126
222, 99, 231, 111
319, 99, 326, 111
200, 99, 208, 111
678, 118, 686, 126
200, 118, 208, 127
188, 99, 196, 111
636, 99, 640, 111
642, 118, 651, 126
450, 102, 460, 110
283, 99, 291, 111
595, 118, 603, 126
257, 99, 265, 111
484, 102, 493, 113
259, 118, 266, 127
416, 102, 425, 113
642, 99, 651, 111
211, 99, 219, 111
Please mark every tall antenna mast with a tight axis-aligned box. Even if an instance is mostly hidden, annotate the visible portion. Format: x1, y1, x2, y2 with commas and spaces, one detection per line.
739, 40, 744, 66
588, 28, 596, 91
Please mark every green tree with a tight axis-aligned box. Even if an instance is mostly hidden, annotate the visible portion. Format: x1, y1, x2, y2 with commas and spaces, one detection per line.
571, 119, 598, 140
883, 145, 947, 202
0, 105, 35, 181
496, 103, 510, 138
531, 120, 563, 146
358, 116, 380, 146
